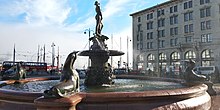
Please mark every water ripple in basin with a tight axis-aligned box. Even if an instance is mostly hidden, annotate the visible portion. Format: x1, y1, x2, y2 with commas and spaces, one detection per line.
0, 79, 185, 93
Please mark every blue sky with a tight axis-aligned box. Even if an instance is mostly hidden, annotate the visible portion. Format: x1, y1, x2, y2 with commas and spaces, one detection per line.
0, 0, 168, 68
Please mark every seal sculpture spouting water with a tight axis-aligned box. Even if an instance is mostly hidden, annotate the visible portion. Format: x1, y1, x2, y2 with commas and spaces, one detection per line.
184, 59, 217, 95
44, 51, 80, 98
184, 59, 207, 84
2, 62, 26, 80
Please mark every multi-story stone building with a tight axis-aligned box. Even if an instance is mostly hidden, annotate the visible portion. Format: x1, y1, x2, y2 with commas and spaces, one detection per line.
130, 0, 220, 76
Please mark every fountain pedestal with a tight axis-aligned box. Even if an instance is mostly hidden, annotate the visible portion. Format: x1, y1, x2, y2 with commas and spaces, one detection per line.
79, 36, 124, 86
85, 50, 112, 86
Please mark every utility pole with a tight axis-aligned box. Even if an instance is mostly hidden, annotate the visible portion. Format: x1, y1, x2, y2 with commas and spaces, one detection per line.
84, 28, 94, 67
156, 4, 160, 77
127, 36, 129, 70
51, 42, 56, 67
37, 45, 40, 62
111, 34, 113, 67
119, 37, 122, 68
40, 47, 43, 62
13, 44, 16, 65
57, 47, 60, 71
43, 45, 46, 63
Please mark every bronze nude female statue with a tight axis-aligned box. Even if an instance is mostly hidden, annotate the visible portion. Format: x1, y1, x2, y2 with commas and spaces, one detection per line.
94, 1, 103, 37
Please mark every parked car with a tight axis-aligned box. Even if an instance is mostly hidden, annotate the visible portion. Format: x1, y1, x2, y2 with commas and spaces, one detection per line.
128, 70, 141, 75
113, 68, 127, 75
193, 66, 220, 83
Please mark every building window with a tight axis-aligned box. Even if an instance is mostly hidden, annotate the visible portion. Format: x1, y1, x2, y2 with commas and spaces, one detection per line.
184, 1, 193, 9
147, 32, 153, 39
201, 20, 211, 30
185, 36, 192, 43
158, 18, 165, 27
140, 43, 143, 50
201, 33, 212, 43
184, 24, 193, 33
157, 9, 165, 17
206, 20, 211, 29
170, 38, 178, 47
159, 53, 167, 61
174, 5, 178, 12
202, 49, 212, 58
170, 27, 178, 36
200, 0, 210, 5
200, 7, 211, 18
159, 40, 165, 48
189, 1, 193, 8
189, 24, 193, 32
137, 43, 139, 50
137, 24, 141, 32
200, 9, 205, 18
171, 52, 180, 60
174, 27, 178, 35
147, 13, 153, 20
147, 42, 153, 49
201, 21, 205, 30
184, 25, 188, 33
170, 15, 178, 25
170, 6, 173, 13
138, 54, 144, 62
219, 5, 220, 14
184, 11, 193, 22
147, 21, 153, 30
184, 2, 187, 9
138, 17, 141, 22
170, 5, 178, 13
147, 54, 155, 61
185, 50, 196, 59
158, 30, 165, 38
140, 31, 143, 41
201, 49, 213, 66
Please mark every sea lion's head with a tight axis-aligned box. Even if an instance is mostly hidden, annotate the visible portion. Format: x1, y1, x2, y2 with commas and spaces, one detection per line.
63, 51, 79, 70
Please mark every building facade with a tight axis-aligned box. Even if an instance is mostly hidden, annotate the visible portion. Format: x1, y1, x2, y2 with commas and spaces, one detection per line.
130, 0, 220, 76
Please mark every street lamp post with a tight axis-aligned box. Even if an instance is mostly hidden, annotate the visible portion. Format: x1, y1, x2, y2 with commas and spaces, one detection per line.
51, 43, 56, 68
84, 28, 94, 67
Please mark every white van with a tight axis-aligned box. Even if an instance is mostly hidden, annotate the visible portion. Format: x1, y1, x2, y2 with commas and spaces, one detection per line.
193, 66, 219, 83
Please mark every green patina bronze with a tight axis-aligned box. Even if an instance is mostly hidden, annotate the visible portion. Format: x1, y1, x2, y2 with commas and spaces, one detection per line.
79, 1, 124, 86
44, 51, 80, 98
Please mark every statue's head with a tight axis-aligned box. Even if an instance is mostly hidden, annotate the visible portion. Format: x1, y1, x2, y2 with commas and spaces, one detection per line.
94, 1, 99, 5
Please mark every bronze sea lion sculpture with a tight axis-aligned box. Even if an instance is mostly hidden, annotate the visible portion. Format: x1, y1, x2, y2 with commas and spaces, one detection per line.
44, 51, 80, 98
184, 59, 217, 95
2, 62, 26, 80
184, 59, 207, 84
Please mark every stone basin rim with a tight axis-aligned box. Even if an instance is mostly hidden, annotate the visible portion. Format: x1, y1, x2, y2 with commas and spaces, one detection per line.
0, 75, 210, 110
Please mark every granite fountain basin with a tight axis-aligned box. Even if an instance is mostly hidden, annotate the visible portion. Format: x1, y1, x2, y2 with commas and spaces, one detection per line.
0, 75, 211, 110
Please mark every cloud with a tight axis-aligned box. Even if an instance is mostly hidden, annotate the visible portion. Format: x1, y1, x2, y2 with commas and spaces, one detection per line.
0, 23, 88, 66
65, 0, 136, 34
0, 0, 72, 26
102, 0, 132, 19
0, 0, 169, 68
